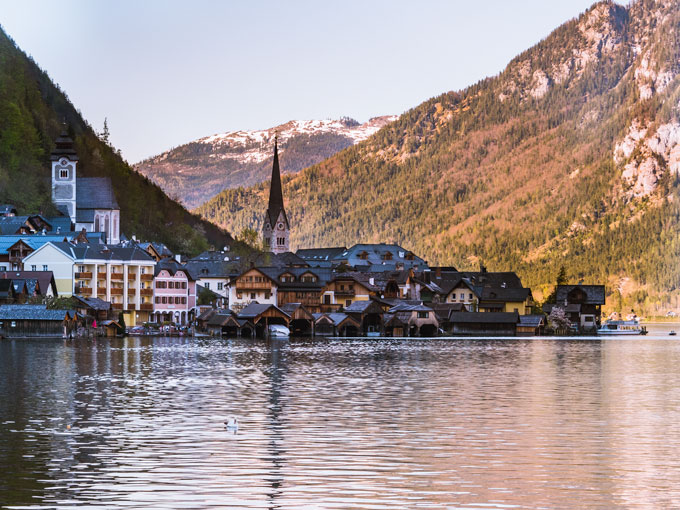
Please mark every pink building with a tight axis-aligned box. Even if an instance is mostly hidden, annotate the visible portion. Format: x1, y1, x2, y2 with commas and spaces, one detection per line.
152, 260, 196, 325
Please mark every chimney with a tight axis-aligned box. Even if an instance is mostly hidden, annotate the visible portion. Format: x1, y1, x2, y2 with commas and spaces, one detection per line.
175, 254, 182, 263
435, 267, 441, 278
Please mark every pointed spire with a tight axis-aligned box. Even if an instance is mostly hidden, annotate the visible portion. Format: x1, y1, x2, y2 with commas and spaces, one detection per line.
51, 123, 78, 161
266, 133, 285, 227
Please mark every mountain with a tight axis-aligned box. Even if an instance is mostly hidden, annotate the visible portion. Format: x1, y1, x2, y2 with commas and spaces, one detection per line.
0, 26, 233, 256
135, 116, 397, 209
196, 0, 680, 312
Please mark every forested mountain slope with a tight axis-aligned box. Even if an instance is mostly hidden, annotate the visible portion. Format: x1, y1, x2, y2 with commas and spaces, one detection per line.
0, 26, 232, 256
197, 0, 680, 310
135, 116, 396, 209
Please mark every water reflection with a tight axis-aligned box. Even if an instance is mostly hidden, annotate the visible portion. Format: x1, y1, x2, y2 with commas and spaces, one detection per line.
1, 331, 680, 509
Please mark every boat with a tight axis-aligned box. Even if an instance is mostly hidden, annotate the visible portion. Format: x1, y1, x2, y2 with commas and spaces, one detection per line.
268, 325, 290, 338
670, 331, 677, 336
598, 319, 647, 336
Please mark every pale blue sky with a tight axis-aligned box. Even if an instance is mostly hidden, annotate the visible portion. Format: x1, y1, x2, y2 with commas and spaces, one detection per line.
1, 0, 612, 163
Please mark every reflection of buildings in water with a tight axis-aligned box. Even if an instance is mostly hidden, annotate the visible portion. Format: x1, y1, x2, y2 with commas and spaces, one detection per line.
264, 340, 288, 509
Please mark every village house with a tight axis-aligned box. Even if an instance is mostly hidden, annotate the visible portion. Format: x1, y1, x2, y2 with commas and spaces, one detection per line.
331, 243, 427, 272
320, 272, 378, 312
228, 267, 278, 312
259, 266, 332, 313
185, 250, 236, 300
0, 271, 58, 300
152, 259, 197, 325
545, 284, 606, 331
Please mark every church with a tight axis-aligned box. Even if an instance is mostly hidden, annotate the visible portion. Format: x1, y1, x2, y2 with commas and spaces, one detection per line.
51, 130, 120, 244
262, 137, 290, 254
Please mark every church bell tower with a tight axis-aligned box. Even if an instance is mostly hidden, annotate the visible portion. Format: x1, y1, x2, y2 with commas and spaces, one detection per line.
262, 136, 290, 254
51, 129, 78, 224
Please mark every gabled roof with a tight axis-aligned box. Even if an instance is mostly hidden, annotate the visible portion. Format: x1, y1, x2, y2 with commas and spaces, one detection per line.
480, 287, 532, 302
0, 279, 16, 299
47, 242, 154, 262
313, 312, 360, 328
76, 177, 119, 210
519, 314, 545, 327
0, 271, 57, 297
334, 243, 427, 270
0, 216, 31, 235
237, 303, 289, 320
343, 299, 384, 314
0, 304, 75, 321
154, 259, 195, 280
296, 247, 347, 263
0, 204, 18, 216
73, 296, 111, 311
555, 285, 606, 305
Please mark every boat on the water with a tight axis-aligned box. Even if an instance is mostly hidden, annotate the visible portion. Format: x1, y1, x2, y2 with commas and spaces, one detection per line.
268, 325, 290, 338
598, 319, 647, 336
670, 330, 677, 336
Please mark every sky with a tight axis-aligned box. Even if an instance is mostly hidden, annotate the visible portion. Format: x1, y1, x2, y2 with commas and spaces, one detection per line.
0, 0, 615, 163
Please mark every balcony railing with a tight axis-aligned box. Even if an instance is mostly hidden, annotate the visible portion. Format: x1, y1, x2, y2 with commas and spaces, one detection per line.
335, 290, 355, 297
110, 273, 123, 281
112, 303, 123, 310
235, 281, 272, 290
128, 288, 137, 295
96, 287, 107, 295
140, 274, 154, 281
140, 303, 153, 311
74, 287, 92, 295
110, 288, 123, 296
128, 274, 137, 281
75, 272, 92, 279
140, 288, 153, 296
97, 272, 107, 279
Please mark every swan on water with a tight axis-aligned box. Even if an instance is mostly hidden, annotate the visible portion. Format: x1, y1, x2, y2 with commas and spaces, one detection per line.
225, 416, 238, 432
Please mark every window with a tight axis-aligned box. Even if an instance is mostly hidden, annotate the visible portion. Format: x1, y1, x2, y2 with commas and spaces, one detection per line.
60, 169, 68, 179
155, 297, 160, 304
162, 297, 167, 304
11, 321, 16, 328
324, 295, 331, 304
250, 293, 256, 299
265, 238, 270, 246
204, 282, 210, 289
181, 297, 186, 304
181, 282, 187, 289
141, 267, 146, 274
168, 281, 174, 289
236, 293, 242, 299
417, 311, 428, 319
469, 293, 473, 300
31, 265, 36, 271
217, 282, 223, 290
175, 297, 182, 304
277, 237, 285, 246
264, 292, 270, 300
346, 300, 352, 307
79, 265, 86, 273
460, 293, 465, 300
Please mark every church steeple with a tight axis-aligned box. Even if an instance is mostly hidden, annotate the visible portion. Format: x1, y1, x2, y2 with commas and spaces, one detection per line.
263, 135, 290, 253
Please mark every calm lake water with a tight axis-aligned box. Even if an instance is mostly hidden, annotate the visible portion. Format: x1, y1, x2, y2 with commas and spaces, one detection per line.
2, 325, 680, 509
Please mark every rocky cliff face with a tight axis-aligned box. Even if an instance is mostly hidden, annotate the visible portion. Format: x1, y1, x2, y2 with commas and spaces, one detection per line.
135, 116, 396, 209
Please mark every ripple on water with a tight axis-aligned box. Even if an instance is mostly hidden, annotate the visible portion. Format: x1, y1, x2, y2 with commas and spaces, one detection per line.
1, 335, 680, 509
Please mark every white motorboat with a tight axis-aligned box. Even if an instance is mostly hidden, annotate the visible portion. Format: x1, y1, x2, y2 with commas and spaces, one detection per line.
268, 325, 290, 338
598, 319, 647, 336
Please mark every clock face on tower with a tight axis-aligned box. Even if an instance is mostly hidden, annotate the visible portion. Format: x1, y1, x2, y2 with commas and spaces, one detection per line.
277, 223, 284, 230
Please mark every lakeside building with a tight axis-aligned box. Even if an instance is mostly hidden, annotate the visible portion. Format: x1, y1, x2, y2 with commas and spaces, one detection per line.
21, 242, 155, 325
152, 258, 197, 325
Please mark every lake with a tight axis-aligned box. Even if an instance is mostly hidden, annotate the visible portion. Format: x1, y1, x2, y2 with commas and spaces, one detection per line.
1, 324, 680, 509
